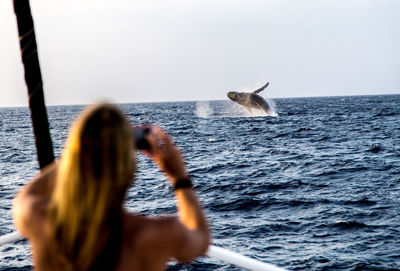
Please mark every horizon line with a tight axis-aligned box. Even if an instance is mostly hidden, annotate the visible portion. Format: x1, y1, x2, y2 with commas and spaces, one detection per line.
1, 92, 399, 108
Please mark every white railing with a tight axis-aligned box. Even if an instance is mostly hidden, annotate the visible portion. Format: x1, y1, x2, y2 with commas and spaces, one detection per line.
0, 231, 288, 271
207, 245, 288, 271
0, 231, 21, 246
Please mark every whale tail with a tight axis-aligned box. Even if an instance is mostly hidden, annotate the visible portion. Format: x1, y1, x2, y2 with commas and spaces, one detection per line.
253, 82, 269, 94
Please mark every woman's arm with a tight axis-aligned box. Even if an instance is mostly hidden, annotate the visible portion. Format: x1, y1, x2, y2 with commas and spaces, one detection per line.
145, 127, 210, 261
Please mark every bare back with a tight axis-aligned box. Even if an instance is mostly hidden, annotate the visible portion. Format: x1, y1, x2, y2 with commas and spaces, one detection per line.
25, 202, 188, 271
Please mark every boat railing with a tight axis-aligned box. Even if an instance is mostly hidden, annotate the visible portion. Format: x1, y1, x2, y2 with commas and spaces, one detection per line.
0, 231, 288, 271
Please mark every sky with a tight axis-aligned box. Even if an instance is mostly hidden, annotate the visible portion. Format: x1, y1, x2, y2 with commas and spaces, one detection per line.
1, 0, 399, 107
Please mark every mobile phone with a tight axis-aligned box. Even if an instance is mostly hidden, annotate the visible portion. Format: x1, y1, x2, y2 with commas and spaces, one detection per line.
132, 125, 152, 150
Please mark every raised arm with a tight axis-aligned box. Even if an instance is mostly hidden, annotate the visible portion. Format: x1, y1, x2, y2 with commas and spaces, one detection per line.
144, 127, 210, 261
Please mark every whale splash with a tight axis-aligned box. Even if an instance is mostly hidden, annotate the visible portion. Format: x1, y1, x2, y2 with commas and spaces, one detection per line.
195, 100, 278, 119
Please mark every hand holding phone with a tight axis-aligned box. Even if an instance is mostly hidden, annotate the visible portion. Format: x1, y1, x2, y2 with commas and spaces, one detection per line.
132, 125, 152, 150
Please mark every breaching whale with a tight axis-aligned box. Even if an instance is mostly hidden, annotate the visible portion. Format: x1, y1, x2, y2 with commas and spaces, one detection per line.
227, 82, 271, 115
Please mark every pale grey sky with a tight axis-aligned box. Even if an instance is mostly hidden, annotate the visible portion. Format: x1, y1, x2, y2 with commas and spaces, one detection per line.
1, 0, 399, 107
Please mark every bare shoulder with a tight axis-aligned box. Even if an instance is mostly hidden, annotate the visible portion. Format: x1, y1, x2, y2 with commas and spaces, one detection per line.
116, 213, 182, 270
122, 213, 187, 253
13, 192, 49, 238
121, 212, 205, 263
13, 163, 57, 238
122, 213, 182, 245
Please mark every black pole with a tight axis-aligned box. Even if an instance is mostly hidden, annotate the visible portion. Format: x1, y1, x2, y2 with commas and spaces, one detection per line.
13, 0, 54, 169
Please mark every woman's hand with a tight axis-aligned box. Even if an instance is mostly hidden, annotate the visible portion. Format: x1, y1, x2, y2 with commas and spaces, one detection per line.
143, 126, 188, 184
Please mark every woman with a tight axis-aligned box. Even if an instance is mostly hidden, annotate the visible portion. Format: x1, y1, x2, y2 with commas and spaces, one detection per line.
13, 103, 210, 271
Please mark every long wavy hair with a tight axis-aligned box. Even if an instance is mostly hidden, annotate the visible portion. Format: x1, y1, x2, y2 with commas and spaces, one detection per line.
50, 103, 135, 270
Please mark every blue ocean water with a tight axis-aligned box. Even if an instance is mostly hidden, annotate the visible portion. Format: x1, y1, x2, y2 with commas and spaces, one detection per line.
0, 95, 399, 270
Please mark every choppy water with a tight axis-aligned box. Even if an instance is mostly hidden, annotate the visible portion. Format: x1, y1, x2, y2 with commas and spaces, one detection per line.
1, 95, 400, 270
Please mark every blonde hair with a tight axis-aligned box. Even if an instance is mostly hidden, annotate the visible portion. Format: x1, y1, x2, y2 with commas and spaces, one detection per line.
50, 103, 135, 270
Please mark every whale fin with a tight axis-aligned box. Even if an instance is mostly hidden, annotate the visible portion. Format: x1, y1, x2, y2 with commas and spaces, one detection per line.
253, 82, 269, 94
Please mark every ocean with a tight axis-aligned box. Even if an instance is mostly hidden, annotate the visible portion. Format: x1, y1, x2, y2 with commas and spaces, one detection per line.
0, 95, 399, 270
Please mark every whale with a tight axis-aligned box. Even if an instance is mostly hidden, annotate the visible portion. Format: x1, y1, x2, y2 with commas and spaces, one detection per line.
227, 82, 271, 115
